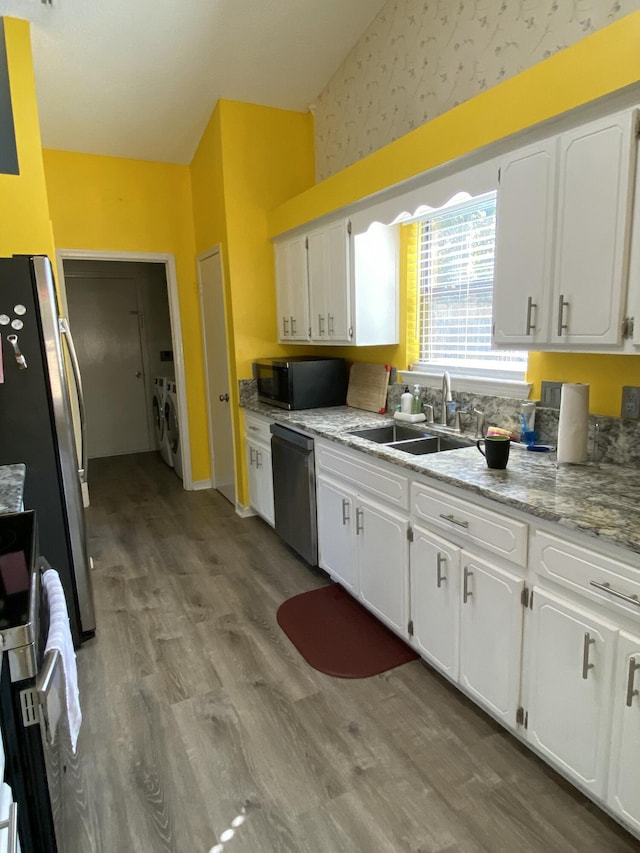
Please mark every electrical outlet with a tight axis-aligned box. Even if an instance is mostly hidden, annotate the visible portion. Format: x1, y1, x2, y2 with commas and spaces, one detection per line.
540, 381, 564, 409
621, 386, 640, 419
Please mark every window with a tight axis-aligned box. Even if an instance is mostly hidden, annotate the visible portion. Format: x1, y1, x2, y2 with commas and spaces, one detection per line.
411, 192, 527, 380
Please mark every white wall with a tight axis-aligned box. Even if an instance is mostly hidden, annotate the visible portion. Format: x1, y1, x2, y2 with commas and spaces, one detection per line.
313, 0, 640, 181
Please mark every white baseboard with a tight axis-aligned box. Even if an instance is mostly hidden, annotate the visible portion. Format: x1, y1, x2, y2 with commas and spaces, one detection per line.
191, 479, 212, 491
235, 504, 256, 518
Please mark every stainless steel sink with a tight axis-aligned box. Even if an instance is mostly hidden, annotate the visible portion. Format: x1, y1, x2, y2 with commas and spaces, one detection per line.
348, 425, 471, 455
348, 425, 431, 443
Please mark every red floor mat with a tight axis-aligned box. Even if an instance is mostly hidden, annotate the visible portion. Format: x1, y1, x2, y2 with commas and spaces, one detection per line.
277, 583, 419, 678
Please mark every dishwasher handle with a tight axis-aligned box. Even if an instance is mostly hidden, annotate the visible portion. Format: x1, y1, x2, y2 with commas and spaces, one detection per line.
270, 423, 314, 451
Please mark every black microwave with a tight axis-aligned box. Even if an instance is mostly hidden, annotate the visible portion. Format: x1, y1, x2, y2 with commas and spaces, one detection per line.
253, 356, 347, 410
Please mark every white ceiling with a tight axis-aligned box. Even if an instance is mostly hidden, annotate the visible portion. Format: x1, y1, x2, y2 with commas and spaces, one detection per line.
1, 0, 386, 164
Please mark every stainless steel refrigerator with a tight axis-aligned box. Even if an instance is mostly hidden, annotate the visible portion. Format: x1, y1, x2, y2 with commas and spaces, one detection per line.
0, 255, 95, 645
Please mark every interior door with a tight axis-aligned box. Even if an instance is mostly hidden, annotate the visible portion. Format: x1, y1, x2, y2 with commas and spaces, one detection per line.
198, 249, 235, 504
66, 274, 151, 458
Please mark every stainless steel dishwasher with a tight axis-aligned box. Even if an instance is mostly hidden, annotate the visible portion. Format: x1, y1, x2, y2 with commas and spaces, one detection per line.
270, 423, 318, 566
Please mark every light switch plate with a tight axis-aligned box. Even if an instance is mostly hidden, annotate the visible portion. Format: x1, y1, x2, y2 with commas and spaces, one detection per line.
621, 386, 640, 419
540, 381, 564, 409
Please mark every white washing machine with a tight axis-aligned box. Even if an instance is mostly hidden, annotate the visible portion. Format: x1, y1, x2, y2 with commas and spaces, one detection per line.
152, 376, 173, 467
165, 379, 183, 480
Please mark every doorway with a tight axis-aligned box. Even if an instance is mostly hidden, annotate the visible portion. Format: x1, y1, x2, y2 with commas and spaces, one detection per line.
198, 247, 235, 505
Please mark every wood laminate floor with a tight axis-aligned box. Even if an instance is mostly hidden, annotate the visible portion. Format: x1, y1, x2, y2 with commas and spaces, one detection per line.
61, 451, 639, 853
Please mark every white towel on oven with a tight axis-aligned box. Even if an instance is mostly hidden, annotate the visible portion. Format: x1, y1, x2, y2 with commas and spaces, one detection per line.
42, 569, 82, 752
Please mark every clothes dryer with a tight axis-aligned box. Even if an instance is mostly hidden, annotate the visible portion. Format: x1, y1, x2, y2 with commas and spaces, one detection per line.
152, 376, 173, 467
165, 379, 182, 479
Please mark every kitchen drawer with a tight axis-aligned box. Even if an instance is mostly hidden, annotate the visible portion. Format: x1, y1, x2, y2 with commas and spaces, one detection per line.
316, 441, 409, 509
531, 529, 640, 617
243, 411, 273, 444
411, 482, 528, 566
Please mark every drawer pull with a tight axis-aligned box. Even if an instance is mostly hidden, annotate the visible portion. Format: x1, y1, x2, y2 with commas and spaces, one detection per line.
436, 552, 447, 588
439, 513, 469, 529
356, 507, 364, 535
589, 580, 640, 607
463, 566, 472, 603
341, 498, 350, 526
626, 657, 640, 707
582, 632, 595, 680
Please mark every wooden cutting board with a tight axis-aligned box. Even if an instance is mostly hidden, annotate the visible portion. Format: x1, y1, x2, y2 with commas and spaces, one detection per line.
346, 363, 391, 413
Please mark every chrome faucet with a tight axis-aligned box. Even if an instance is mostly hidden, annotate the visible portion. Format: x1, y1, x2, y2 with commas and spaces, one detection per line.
440, 371, 452, 426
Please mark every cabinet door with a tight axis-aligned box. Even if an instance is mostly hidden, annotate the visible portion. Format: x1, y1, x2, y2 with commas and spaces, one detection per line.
246, 438, 261, 513
458, 552, 524, 727
410, 525, 460, 680
274, 237, 309, 341
551, 110, 637, 346
308, 222, 350, 342
357, 497, 409, 637
493, 139, 556, 346
526, 588, 616, 797
608, 631, 640, 833
316, 475, 358, 593
254, 443, 274, 526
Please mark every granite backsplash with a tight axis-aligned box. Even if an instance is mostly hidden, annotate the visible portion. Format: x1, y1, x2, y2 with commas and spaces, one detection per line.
239, 378, 640, 469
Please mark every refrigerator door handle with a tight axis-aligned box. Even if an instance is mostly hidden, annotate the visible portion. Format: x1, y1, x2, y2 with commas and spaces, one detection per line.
59, 317, 88, 483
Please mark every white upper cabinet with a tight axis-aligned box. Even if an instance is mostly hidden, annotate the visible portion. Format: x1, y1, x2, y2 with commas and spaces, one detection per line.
494, 108, 638, 350
493, 139, 557, 346
274, 218, 399, 346
274, 236, 310, 341
308, 220, 351, 342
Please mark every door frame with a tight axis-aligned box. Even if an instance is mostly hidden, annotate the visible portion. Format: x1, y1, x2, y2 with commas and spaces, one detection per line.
55, 248, 193, 490
196, 244, 236, 500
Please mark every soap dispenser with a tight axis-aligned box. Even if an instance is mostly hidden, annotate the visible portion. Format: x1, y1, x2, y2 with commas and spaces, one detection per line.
400, 385, 412, 414
412, 384, 422, 415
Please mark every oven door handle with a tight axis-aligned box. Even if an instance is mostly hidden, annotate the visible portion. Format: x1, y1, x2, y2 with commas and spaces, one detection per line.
0, 800, 18, 853
36, 649, 61, 742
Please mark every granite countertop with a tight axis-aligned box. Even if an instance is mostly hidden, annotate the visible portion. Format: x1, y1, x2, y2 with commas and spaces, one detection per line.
0, 464, 26, 514
243, 401, 640, 558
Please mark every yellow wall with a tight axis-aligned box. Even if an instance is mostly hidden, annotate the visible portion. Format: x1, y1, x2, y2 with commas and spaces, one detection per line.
0, 18, 54, 258
190, 100, 315, 503
267, 12, 640, 418
41, 150, 209, 481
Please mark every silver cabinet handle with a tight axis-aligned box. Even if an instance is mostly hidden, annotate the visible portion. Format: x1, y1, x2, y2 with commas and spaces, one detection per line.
341, 498, 350, 525
439, 513, 469, 529
463, 566, 472, 603
582, 632, 596, 679
557, 293, 569, 336
589, 580, 640, 607
436, 552, 447, 588
248, 425, 259, 432
318, 314, 325, 336
282, 317, 289, 336
626, 657, 640, 707
249, 446, 256, 466
0, 801, 18, 853
355, 507, 364, 535
328, 313, 334, 336
525, 296, 536, 335
255, 450, 262, 470
60, 318, 88, 483
290, 316, 296, 336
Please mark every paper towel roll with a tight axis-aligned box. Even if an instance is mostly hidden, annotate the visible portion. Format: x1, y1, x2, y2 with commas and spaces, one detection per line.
557, 383, 589, 464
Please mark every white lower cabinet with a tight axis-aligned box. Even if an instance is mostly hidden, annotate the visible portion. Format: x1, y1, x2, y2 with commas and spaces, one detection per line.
458, 552, 525, 728
317, 471, 409, 636
357, 496, 409, 637
244, 413, 274, 526
525, 588, 616, 798
608, 631, 640, 832
410, 525, 461, 680
316, 475, 358, 593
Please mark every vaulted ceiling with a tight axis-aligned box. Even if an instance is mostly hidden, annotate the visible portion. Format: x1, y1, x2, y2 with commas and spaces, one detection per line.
3, 0, 386, 163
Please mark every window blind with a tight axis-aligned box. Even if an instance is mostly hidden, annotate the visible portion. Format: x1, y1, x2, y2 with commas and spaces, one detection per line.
415, 192, 526, 373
